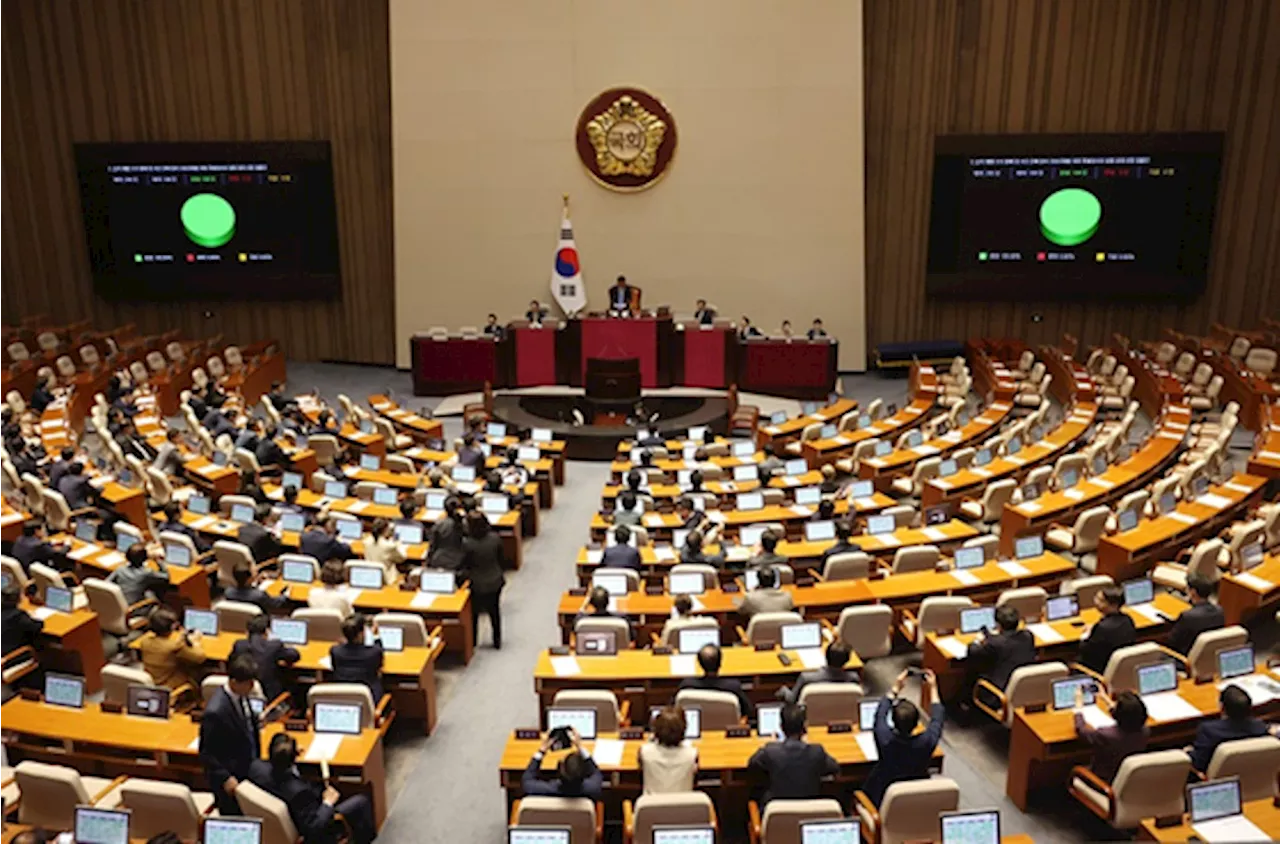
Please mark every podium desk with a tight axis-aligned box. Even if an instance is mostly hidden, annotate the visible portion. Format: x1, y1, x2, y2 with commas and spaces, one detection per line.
510, 321, 558, 387
410, 333, 502, 395
1138, 799, 1280, 841
1218, 553, 1280, 625
740, 339, 838, 399
674, 324, 736, 388
574, 315, 673, 388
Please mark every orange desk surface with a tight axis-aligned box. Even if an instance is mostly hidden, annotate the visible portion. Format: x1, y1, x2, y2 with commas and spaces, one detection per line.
1137, 798, 1280, 841
588, 493, 895, 538
859, 401, 1014, 485
1218, 553, 1280, 626
19, 598, 105, 693
802, 396, 935, 466
753, 398, 858, 444
599, 471, 826, 503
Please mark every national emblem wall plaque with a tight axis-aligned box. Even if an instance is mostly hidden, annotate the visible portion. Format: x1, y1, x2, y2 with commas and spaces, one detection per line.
574, 87, 678, 193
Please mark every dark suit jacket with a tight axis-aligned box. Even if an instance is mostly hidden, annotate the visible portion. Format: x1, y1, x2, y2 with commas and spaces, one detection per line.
56, 474, 94, 510
864, 697, 946, 806
29, 385, 54, 413
160, 519, 210, 552
694, 309, 714, 326
231, 636, 300, 702
199, 687, 261, 792
1079, 612, 1137, 673
299, 530, 352, 563
329, 641, 384, 700
461, 532, 507, 594
1074, 710, 1149, 782
609, 285, 632, 310
600, 544, 642, 571
821, 540, 858, 563
747, 737, 839, 802
224, 585, 287, 614
678, 675, 755, 720
427, 518, 466, 570
204, 410, 237, 438
247, 760, 335, 844
237, 523, 284, 565
1, 606, 43, 656
1168, 602, 1225, 655
521, 752, 602, 798
12, 536, 58, 571
47, 459, 72, 491
254, 439, 289, 469
1190, 716, 1269, 771
965, 629, 1037, 689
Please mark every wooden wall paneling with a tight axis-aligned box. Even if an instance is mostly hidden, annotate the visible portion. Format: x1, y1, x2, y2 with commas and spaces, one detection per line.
1, 0, 395, 365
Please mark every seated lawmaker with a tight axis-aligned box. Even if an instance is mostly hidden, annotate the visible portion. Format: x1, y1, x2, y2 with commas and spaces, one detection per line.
692, 299, 715, 326
821, 521, 857, 563
329, 614, 384, 701
748, 531, 787, 568
747, 703, 838, 804
600, 526, 642, 571
521, 727, 603, 799
254, 426, 290, 471
575, 586, 631, 636
737, 566, 794, 619
308, 560, 354, 619
137, 608, 206, 690
963, 605, 1035, 709
779, 641, 859, 704
680, 530, 725, 566
224, 561, 287, 613
1187, 684, 1280, 771
1168, 573, 1224, 655
739, 316, 763, 340
640, 707, 699, 794
863, 670, 945, 806
1073, 688, 1149, 783
251, 733, 376, 844
159, 501, 210, 552
238, 505, 284, 564
2, 582, 43, 657
231, 614, 300, 702
483, 313, 505, 339
300, 517, 354, 563
12, 522, 65, 573
807, 318, 828, 340
612, 492, 642, 527
608, 275, 633, 312
55, 462, 95, 510
107, 544, 170, 606
678, 644, 754, 720
1079, 585, 1136, 674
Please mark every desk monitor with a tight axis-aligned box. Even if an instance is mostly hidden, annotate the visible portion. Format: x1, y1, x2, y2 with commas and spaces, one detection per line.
677, 627, 720, 655
973, 448, 992, 467
373, 487, 397, 506
184, 607, 219, 636
424, 491, 448, 511
1091, 453, 1108, 476
848, 480, 874, 499
1006, 437, 1023, 455
313, 701, 363, 735
487, 421, 508, 438
652, 828, 714, 844
1014, 535, 1043, 560
874, 441, 893, 457
204, 817, 264, 844
1136, 661, 1178, 696
368, 625, 404, 652
532, 428, 553, 443
1157, 491, 1177, 515
213, 451, 230, 467
785, 458, 809, 476
858, 699, 881, 732
669, 571, 706, 596
336, 519, 362, 541
959, 607, 996, 635
164, 543, 192, 567
281, 471, 304, 492
1191, 475, 1210, 497
507, 828, 571, 844
347, 565, 383, 590
482, 495, 510, 514
452, 465, 476, 482
924, 505, 949, 526
280, 512, 306, 534
271, 617, 309, 645
736, 492, 764, 511
1187, 777, 1243, 824
1217, 645, 1254, 681
44, 673, 85, 709
757, 704, 783, 739
646, 706, 703, 739
45, 586, 73, 613
295, 435, 310, 450
282, 559, 315, 584
799, 818, 860, 844
518, 446, 541, 463
732, 441, 755, 459
820, 424, 839, 440
780, 622, 822, 650
770, 410, 789, 424
938, 459, 958, 477
324, 481, 348, 499
575, 631, 617, 656
743, 569, 762, 592
591, 572, 629, 597
866, 515, 894, 536
114, 531, 138, 553
75, 520, 98, 542
953, 546, 985, 570
419, 569, 456, 594
1051, 677, 1098, 710
1059, 469, 1079, 490
858, 414, 872, 428
225, 504, 253, 525
358, 419, 375, 435
795, 486, 822, 505
805, 520, 835, 542
395, 523, 424, 545
1045, 595, 1079, 621
739, 525, 767, 548
359, 454, 380, 471
939, 810, 1000, 844
675, 468, 694, 486
906, 431, 923, 448
74, 806, 131, 844
1117, 508, 1140, 532
126, 684, 171, 719
1122, 577, 1154, 606
733, 464, 759, 483
547, 707, 597, 740
1240, 541, 1265, 571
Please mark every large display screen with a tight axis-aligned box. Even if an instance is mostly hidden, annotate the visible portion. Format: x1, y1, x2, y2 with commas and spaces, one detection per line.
925, 133, 1223, 301
75, 141, 340, 301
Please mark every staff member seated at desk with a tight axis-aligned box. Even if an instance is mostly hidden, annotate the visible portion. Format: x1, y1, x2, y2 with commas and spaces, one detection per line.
822, 521, 858, 564
1078, 585, 1137, 674
138, 607, 207, 690
779, 641, 858, 704
692, 299, 715, 326
739, 316, 763, 339
12, 522, 67, 573
107, 544, 170, 606
483, 312, 505, 339
232, 613, 300, 702
525, 300, 547, 325
159, 501, 209, 552
330, 614, 384, 701
522, 727, 603, 799
601, 526, 642, 571
747, 703, 838, 805
1168, 573, 1225, 655
679, 530, 724, 566
1072, 687, 1148, 783
1187, 685, 1280, 772
1, 582, 43, 659
301, 517, 354, 563
239, 504, 284, 564
737, 566, 794, 619
807, 319, 828, 340
679, 644, 755, 720
639, 706, 699, 795
612, 492, 642, 528
863, 670, 945, 807
251, 733, 377, 844
962, 605, 1035, 712
224, 561, 288, 613
200, 655, 262, 815
308, 560, 355, 619
748, 532, 788, 569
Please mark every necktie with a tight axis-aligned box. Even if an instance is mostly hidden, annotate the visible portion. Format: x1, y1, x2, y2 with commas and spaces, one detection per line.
239, 695, 256, 740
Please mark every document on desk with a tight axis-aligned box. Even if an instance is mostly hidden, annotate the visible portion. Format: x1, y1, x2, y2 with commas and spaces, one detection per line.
997, 561, 1031, 577
1233, 572, 1275, 593
189, 515, 218, 531
653, 547, 675, 562
317, 656, 333, 670
913, 445, 940, 456
550, 656, 581, 677
304, 734, 344, 762
585, 550, 602, 564
873, 535, 900, 548
1026, 623, 1065, 645
1018, 502, 1042, 514
1217, 675, 1280, 705
642, 513, 665, 528
1166, 511, 1198, 525
935, 637, 968, 660
1192, 815, 1271, 842
972, 468, 992, 478
950, 569, 981, 587
1223, 481, 1254, 494
68, 544, 102, 561
1194, 493, 1233, 510
1128, 603, 1167, 623
591, 739, 625, 767
1141, 692, 1201, 722
97, 551, 126, 567
921, 527, 948, 542
1257, 450, 1280, 461
852, 497, 877, 510
795, 648, 826, 670
1063, 489, 1085, 501
790, 504, 813, 517
1005, 455, 1025, 466
854, 731, 879, 761
347, 500, 370, 514
31, 607, 57, 621
409, 592, 437, 609
669, 655, 698, 676
1088, 477, 1115, 490
1079, 705, 1115, 729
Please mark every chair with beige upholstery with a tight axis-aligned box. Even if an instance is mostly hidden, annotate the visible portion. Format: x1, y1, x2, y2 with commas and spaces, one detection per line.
748, 797, 843, 844
13, 761, 127, 829
384, 454, 416, 474
102, 663, 195, 709
962, 535, 999, 561
1244, 347, 1277, 378
836, 605, 893, 659
1204, 736, 1280, 798
891, 545, 940, 575
900, 596, 974, 647
821, 551, 873, 581
674, 689, 742, 730
996, 587, 1047, 622
308, 682, 384, 728
1060, 575, 1113, 609
958, 479, 1016, 527
85, 579, 154, 652
881, 505, 916, 529
593, 567, 641, 593
374, 417, 413, 451
551, 689, 629, 731
625, 792, 717, 844
119, 778, 217, 840
372, 612, 432, 647
201, 675, 267, 704
797, 682, 865, 726
29, 562, 86, 607
213, 540, 259, 588
1184, 625, 1250, 681
293, 607, 345, 641
308, 434, 341, 468
510, 795, 602, 844
854, 777, 960, 844
891, 457, 941, 497
742, 611, 805, 647
1106, 490, 1149, 532
1088, 642, 1176, 694
235, 780, 299, 844
41, 488, 93, 532
1044, 505, 1110, 564
0, 556, 29, 591
1069, 750, 1191, 830
973, 662, 1070, 727
213, 599, 263, 634
657, 615, 719, 648
1152, 538, 1225, 591
574, 616, 633, 649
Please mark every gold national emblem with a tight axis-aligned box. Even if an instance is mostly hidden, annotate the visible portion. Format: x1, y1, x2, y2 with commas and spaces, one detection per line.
575, 87, 677, 192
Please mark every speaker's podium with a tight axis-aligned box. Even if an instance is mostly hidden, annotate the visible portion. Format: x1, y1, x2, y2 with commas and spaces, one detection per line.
509, 319, 557, 387
584, 357, 640, 425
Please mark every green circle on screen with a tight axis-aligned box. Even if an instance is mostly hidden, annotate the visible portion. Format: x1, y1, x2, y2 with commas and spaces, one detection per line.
181, 193, 236, 248
1039, 187, 1101, 247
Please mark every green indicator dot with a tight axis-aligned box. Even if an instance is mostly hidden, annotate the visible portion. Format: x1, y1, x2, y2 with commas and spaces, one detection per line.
1039, 187, 1101, 247
134, 253, 143, 263
181, 193, 236, 248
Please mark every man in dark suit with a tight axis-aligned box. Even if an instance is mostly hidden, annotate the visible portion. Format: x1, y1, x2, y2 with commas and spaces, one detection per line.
521, 727, 603, 799
864, 669, 946, 806
739, 316, 763, 339
1168, 573, 1225, 655
1188, 685, 1280, 771
224, 562, 288, 613
254, 426, 290, 472
329, 615, 384, 701
748, 532, 788, 569
820, 521, 858, 564
12, 523, 65, 573
267, 382, 293, 413
807, 318, 829, 340
237, 505, 284, 564
679, 530, 725, 566
299, 518, 353, 563
693, 299, 715, 326
525, 300, 547, 325
158, 501, 211, 552
199, 655, 263, 814
55, 462, 95, 510
963, 605, 1037, 709
600, 526, 642, 571
250, 733, 376, 844
747, 703, 839, 804
780, 642, 859, 703
679, 644, 755, 720
2, 582, 43, 658
47, 447, 76, 491
231, 614, 300, 702
1079, 585, 1137, 674
609, 275, 633, 312
203, 408, 239, 439
483, 313, 505, 340
29, 375, 56, 414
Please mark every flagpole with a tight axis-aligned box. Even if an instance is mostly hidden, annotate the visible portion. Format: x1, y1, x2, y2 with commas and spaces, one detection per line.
562, 193, 569, 213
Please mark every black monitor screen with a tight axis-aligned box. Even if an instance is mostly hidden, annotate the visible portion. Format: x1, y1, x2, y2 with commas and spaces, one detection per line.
926, 133, 1223, 301
75, 141, 340, 301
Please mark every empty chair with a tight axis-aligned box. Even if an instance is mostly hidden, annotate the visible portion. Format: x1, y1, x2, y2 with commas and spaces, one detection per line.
1152, 538, 1224, 591
798, 681, 865, 726
822, 551, 873, 581
371, 612, 431, 647
29, 562, 85, 607
102, 663, 191, 707
235, 780, 299, 844
593, 567, 641, 593
13, 761, 127, 829
41, 488, 89, 532
1204, 736, 1280, 800
1044, 505, 1111, 564
1106, 490, 1149, 532
0, 556, 29, 591
626, 792, 717, 844
574, 616, 632, 648
657, 615, 719, 648
836, 604, 893, 658
674, 689, 742, 730
511, 796, 600, 844
1060, 575, 1113, 609
900, 596, 974, 647
292, 607, 345, 641
308, 683, 380, 728
962, 534, 999, 560
750, 797, 843, 843
1244, 347, 1277, 377
119, 779, 217, 841
1184, 625, 1249, 681
882, 505, 916, 528
854, 777, 960, 844
1052, 454, 1087, 488
213, 599, 263, 634
891, 544, 940, 575
1099, 376, 1134, 412
235, 448, 262, 474
996, 586, 1047, 621
551, 689, 628, 732
743, 611, 804, 647
1173, 351, 1196, 378
958, 479, 1016, 527
891, 457, 941, 497
84, 579, 152, 643
974, 662, 1070, 727
1069, 750, 1191, 830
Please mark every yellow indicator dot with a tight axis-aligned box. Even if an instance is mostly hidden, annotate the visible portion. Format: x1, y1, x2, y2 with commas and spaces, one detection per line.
239, 253, 248, 262
1095, 252, 1106, 262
